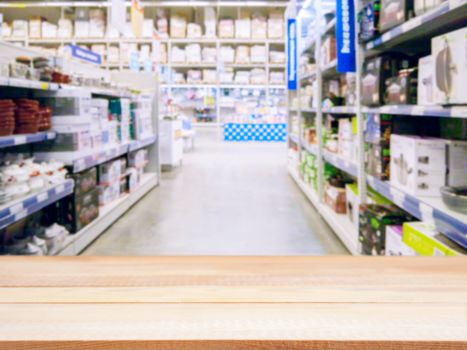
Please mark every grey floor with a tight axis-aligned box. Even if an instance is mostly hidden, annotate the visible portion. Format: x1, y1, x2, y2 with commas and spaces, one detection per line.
83, 129, 348, 255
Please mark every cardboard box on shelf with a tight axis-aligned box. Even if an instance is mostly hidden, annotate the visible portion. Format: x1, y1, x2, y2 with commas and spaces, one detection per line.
250, 45, 266, 63
142, 19, 154, 38
203, 69, 216, 84
268, 11, 283, 38
219, 18, 234, 38
235, 12, 251, 39
58, 19, 73, 38
270, 50, 286, 64
379, 0, 411, 32
170, 14, 187, 38
325, 184, 347, 214
204, 7, 216, 38
385, 225, 417, 256
251, 13, 267, 39
58, 188, 99, 233
171, 46, 186, 63
417, 55, 434, 105
74, 20, 89, 38
390, 134, 447, 197
432, 27, 467, 105
359, 204, 410, 255
29, 17, 42, 38
70, 167, 97, 198
187, 23, 202, 38
220, 46, 235, 63
235, 46, 250, 64
367, 141, 391, 181
185, 44, 202, 63
403, 222, 467, 256
202, 47, 217, 63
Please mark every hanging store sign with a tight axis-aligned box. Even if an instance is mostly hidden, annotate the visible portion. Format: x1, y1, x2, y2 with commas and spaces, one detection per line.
336, 0, 356, 73
287, 18, 297, 90
66, 45, 102, 65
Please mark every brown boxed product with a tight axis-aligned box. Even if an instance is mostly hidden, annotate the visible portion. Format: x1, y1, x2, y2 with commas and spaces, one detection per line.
58, 189, 99, 234
325, 183, 347, 214
170, 14, 187, 38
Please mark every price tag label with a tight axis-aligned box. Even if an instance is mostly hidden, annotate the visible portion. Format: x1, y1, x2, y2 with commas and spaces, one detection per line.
14, 135, 27, 145
40, 82, 49, 90
55, 184, 65, 194
420, 202, 434, 224
15, 209, 28, 221
36, 192, 49, 203
9, 203, 24, 215
389, 187, 405, 207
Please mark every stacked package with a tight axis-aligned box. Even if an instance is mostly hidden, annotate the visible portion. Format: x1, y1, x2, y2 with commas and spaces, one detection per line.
250, 45, 266, 63
187, 23, 202, 38
171, 46, 186, 63
74, 8, 89, 38
202, 47, 217, 63
97, 158, 126, 206
219, 19, 234, 38
131, 95, 154, 141
186, 44, 201, 63
268, 11, 284, 38
220, 46, 235, 63
337, 118, 357, 163
89, 99, 110, 149
235, 46, 250, 64
89, 9, 105, 38
251, 13, 267, 39
204, 7, 216, 38
250, 68, 266, 84
170, 14, 187, 38
235, 12, 251, 38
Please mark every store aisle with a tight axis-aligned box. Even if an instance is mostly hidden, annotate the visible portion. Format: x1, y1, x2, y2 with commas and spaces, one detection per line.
83, 129, 347, 255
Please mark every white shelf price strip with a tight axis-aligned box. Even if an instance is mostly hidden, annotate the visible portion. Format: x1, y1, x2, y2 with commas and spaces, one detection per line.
0, 179, 74, 229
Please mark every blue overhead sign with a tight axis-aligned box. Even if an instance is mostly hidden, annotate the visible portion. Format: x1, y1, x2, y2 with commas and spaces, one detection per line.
67, 45, 102, 65
336, 0, 356, 72
287, 18, 297, 90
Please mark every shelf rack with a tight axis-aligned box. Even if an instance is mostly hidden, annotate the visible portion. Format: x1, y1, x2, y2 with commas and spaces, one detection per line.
0, 41, 161, 255
287, 0, 467, 254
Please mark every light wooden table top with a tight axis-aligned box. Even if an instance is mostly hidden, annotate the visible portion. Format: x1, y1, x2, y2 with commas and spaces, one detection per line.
0, 256, 466, 349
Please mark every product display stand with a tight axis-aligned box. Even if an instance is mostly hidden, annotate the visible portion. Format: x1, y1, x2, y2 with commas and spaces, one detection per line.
287, 0, 467, 255
0, 41, 160, 256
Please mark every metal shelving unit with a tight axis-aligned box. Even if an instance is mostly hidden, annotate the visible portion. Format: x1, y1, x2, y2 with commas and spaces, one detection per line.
287, 0, 467, 254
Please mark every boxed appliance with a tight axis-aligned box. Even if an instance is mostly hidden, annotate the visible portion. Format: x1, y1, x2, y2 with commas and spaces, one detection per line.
325, 183, 347, 214
385, 67, 418, 105
128, 149, 149, 168
234, 71, 250, 84
417, 55, 434, 105
98, 159, 122, 184
359, 204, 410, 255
170, 14, 187, 38
185, 44, 201, 63
204, 7, 216, 38
235, 12, 251, 39
187, 23, 202, 38
432, 27, 467, 105
220, 46, 235, 63
320, 36, 336, 66
367, 141, 391, 180
97, 181, 120, 206
219, 18, 234, 38
69, 167, 97, 197
445, 140, 467, 187
12, 20, 28, 38
360, 0, 380, 40
250, 45, 266, 63
202, 47, 217, 63
366, 113, 393, 144
58, 188, 99, 233
362, 55, 409, 106
156, 9, 169, 37
220, 68, 234, 84
268, 11, 284, 38
35, 88, 91, 117
269, 71, 285, 84
251, 13, 267, 39
142, 19, 154, 38
403, 222, 467, 256
390, 134, 446, 196
385, 225, 417, 256
89, 9, 105, 38
379, 0, 412, 32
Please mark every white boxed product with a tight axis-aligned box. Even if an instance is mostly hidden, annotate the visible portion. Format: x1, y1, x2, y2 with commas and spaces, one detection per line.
106, 26, 120, 39
235, 14, 251, 39
139, 44, 151, 61
120, 122, 131, 144
74, 21, 89, 38
185, 44, 201, 63
12, 20, 28, 38
269, 71, 285, 84
219, 19, 234, 38
29, 18, 42, 38
108, 121, 119, 145
171, 46, 186, 63
203, 69, 216, 84
156, 10, 169, 37
385, 225, 417, 256
417, 55, 434, 105
390, 134, 447, 197
123, 22, 134, 38
204, 7, 216, 38
142, 19, 154, 38
234, 71, 250, 84
159, 43, 167, 64
2, 22, 12, 38
173, 72, 185, 84
268, 12, 284, 38
345, 184, 360, 233
250, 45, 266, 63
235, 46, 250, 64
98, 181, 120, 206
187, 69, 202, 83
250, 68, 266, 84
432, 27, 467, 105
269, 51, 285, 63
89, 9, 105, 38
202, 47, 217, 63
42, 22, 57, 38
251, 14, 267, 39
446, 140, 467, 187
108, 46, 119, 63
187, 23, 202, 38
220, 68, 234, 83
91, 44, 106, 62
338, 119, 353, 141
170, 14, 187, 38
338, 139, 356, 162
58, 19, 73, 38
220, 46, 235, 63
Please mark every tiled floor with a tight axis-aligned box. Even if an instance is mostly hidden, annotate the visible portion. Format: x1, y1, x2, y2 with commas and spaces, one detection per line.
83, 129, 348, 255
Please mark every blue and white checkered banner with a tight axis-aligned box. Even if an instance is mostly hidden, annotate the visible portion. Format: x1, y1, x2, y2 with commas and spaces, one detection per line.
224, 123, 287, 142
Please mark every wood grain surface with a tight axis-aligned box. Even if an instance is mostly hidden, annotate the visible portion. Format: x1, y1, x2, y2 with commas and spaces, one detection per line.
0, 256, 466, 349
